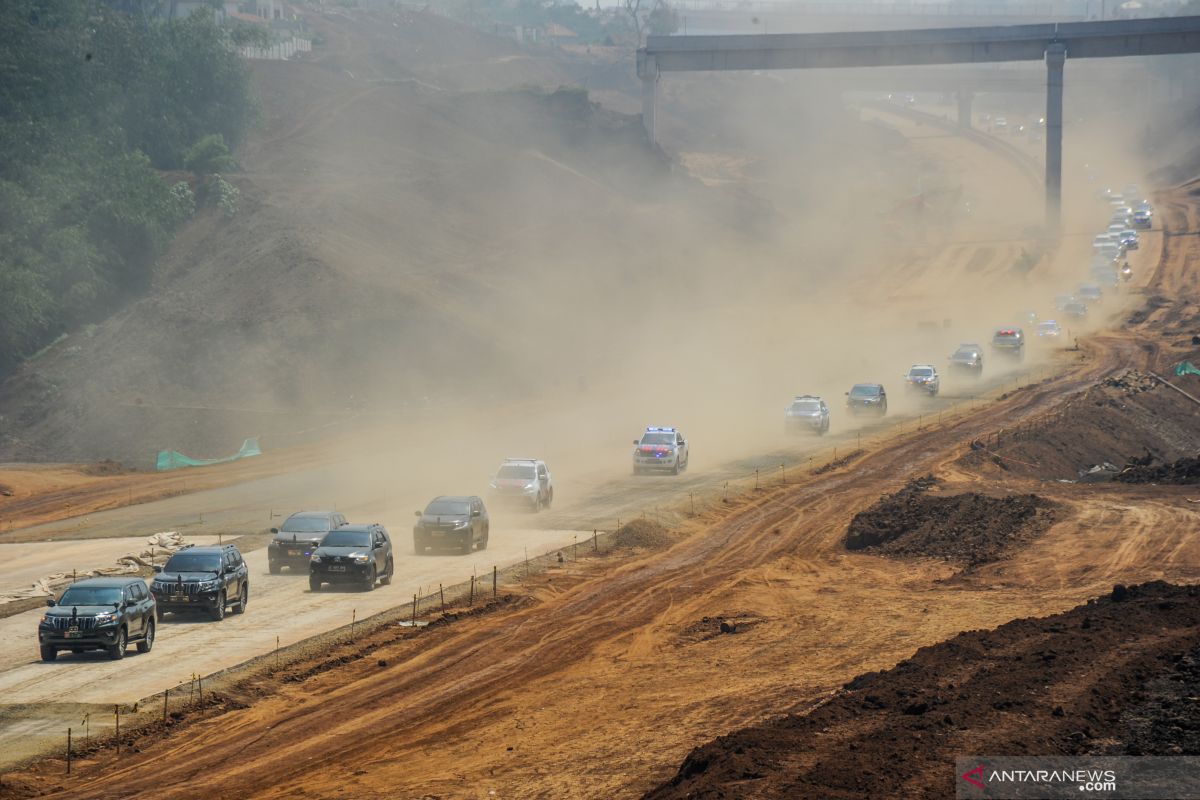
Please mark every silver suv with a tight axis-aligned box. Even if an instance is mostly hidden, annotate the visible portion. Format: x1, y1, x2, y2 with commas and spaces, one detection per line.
784, 395, 829, 435
904, 365, 940, 396
632, 427, 689, 475
488, 458, 554, 512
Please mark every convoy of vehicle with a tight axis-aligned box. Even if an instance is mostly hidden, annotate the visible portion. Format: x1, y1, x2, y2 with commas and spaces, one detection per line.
949, 343, 984, 375
990, 328, 1025, 360
903, 365, 940, 396
846, 383, 888, 416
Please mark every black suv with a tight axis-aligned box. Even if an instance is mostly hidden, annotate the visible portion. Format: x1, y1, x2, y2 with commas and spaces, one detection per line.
414, 496, 489, 555
846, 383, 888, 416
39, 577, 156, 661
151, 544, 250, 621
309, 524, 393, 592
268, 510, 348, 574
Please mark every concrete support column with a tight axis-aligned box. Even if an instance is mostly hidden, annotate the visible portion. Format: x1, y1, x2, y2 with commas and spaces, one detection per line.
639, 52, 659, 144
956, 89, 973, 130
1044, 43, 1066, 234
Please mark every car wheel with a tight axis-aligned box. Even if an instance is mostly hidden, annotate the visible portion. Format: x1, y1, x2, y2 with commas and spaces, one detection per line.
233, 584, 248, 614
40, 645, 57, 662
632, 466, 641, 476
137, 620, 155, 653
414, 537, 427, 556
531, 495, 542, 514
380, 558, 393, 585
309, 576, 322, 593
363, 565, 377, 591
545, 490, 553, 509
671, 460, 680, 476
108, 628, 127, 660
480, 527, 489, 551
269, 561, 281, 575
210, 591, 226, 622
461, 533, 473, 555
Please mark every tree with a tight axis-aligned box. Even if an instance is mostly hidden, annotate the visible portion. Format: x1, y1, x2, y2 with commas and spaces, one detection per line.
184, 134, 236, 174
646, 0, 678, 36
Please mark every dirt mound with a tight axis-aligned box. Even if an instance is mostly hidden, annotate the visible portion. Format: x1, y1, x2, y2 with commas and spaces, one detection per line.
844, 477, 1056, 567
1115, 454, 1200, 485
646, 582, 1200, 800
959, 373, 1199, 482
614, 519, 674, 549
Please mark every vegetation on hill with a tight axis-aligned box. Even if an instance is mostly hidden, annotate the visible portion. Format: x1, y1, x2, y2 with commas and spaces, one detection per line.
0, 0, 258, 376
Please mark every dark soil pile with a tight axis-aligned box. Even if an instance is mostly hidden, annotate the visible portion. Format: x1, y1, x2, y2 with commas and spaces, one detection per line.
645, 582, 1200, 800
614, 519, 673, 549
1115, 454, 1200, 484
844, 476, 1056, 567
959, 375, 1199, 481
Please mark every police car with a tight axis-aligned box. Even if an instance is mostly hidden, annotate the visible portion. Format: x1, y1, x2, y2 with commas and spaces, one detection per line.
632, 427, 689, 475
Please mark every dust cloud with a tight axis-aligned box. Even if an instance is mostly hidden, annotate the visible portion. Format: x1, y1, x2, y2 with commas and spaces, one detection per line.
0, 8, 1176, 533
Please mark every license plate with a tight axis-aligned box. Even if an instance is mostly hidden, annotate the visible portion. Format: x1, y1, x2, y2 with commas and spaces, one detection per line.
329, 565, 346, 572
288, 549, 301, 556
170, 595, 188, 602
66, 631, 82, 638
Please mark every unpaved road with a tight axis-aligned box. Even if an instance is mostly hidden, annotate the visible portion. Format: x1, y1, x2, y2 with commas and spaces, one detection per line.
0, 91, 1166, 779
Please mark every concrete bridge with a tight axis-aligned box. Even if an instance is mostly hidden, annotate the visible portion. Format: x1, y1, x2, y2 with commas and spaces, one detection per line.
638, 16, 1200, 231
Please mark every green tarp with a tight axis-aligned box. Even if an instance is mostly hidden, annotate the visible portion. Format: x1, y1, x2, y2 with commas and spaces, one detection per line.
155, 437, 262, 471
1175, 361, 1200, 377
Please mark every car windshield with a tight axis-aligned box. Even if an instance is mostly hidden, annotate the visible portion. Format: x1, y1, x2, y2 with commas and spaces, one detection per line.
640, 433, 675, 445
426, 500, 471, 516
850, 385, 878, 397
281, 516, 330, 533
954, 349, 977, 358
1038, 322, 1058, 331
497, 464, 536, 480
993, 332, 1020, 341
320, 530, 372, 547
58, 586, 123, 606
163, 553, 221, 573
908, 368, 934, 377
790, 400, 820, 413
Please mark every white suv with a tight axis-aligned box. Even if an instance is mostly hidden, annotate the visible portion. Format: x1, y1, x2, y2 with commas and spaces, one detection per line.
488, 458, 554, 512
632, 427, 689, 476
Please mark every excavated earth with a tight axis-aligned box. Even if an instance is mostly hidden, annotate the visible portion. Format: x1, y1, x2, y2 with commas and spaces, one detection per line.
844, 475, 1058, 568
647, 581, 1200, 800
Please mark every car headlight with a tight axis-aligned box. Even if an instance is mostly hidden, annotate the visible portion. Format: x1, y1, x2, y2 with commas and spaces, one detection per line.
523, 483, 537, 493
311, 555, 323, 563
199, 580, 220, 592
39, 615, 51, 625
95, 613, 118, 626
454, 520, 470, 529
354, 554, 370, 563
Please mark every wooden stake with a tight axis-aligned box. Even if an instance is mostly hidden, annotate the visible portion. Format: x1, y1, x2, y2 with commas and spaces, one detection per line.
163, 689, 169, 725
469, 575, 475, 606
492, 565, 497, 597
439, 583, 445, 613
66, 728, 71, 775
114, 705, 119, 756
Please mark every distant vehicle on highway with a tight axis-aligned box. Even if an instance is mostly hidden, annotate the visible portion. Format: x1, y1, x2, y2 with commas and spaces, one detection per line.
489, 458, 553, 512
1110, 206, 1133, 225
413, 496, 489, 555
309, 523, 393, 592
903, 365, 940, 396
1077, 284, 1103, 305
990, 328, 1025, 360
1132, 207, 1152, 228
1063, 301, 1088, 319
846, 383, 888, 416
1119, 229, 1139, 250
39, 577, 156, 662
994, 116, 1008, 130
784, 395, 830, 435
152, 544, 249, 621
632, 426, 689, 475
1036, 320, 1063, 339
269, 510, 348, 574
1106, 222, 1127, 239
948, 343, 983, 375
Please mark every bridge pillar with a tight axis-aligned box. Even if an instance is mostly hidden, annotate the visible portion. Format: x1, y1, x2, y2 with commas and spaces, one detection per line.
1044, 43, 1066, 234
956, 90, 973, 130
638, 52, 659, 144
